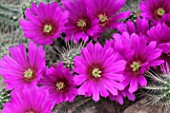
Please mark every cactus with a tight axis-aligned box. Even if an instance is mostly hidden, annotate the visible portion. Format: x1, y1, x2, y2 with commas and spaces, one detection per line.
22, 0, 60, 12
121, 0, 140, 21
58, 41, 84, 70
0, 28, 28, 58
0, 0, 140, 112
45, 39, 84, 70
0, 0, 61, 35
0, 89, 11, 110
0, 76, 11, 110
0, 29, 26, 109
0, 0, 22, 35
143, 65, 170, 113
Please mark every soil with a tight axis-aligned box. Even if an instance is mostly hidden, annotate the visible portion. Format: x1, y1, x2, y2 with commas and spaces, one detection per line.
122, 98, 170, 113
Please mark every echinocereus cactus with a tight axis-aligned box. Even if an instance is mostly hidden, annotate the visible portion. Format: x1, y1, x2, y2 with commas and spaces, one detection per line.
0, 89, 11, 109
144, 63, 170, 113
58, 41, 83, 70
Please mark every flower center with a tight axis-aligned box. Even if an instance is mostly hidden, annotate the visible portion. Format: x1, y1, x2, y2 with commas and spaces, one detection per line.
130, 61, 141, 72
98, 14, 108, 26
43, 24, 52, 33
56, 82, 65, 91
98, 14, 108, 23
24, 69, 33, 79
77, 19, 86, 29
157, 8, 165, 16
92, 68, 101, 78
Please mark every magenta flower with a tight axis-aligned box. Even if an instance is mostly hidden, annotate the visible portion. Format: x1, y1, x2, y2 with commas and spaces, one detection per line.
20, 2, 68, 45
62, 0, 99, 43
0, 42, 46, 90
88, 0, 130, 39
2, 86, 54, 113
140, 0, 170, 22
147, 24, 170, 64
39, 62, 77, 104
147, 24, 170, 53
161, 14, 170, 27
118, 18, 149, 36
110, 32, 163, 93
109, 87, 135, 105
73, 42, 126, 101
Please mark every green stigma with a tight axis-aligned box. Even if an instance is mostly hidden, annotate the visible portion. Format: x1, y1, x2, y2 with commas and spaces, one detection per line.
98, 14, 108, 23
43, 24, 52, 33
56, 82, 65, 91
131, 61, 141, 72
92, 68, 101, 78
24, 69, 33, 79
157, 8, 165, 16
77, 19, 86, 28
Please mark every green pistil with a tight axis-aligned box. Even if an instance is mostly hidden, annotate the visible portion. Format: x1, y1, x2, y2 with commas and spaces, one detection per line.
24, 69, 33, 79
43, 24, 52, 33
130, 61, 141, 72
98, 14, 108, 23
157, 8, 165, 16
92, 68, 101, 78
56, 82, 65, 91
77, 19, 86, 28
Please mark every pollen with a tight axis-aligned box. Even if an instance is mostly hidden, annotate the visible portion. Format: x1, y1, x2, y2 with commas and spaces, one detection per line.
43, 24, 52, 33
92, 68, 101, 78
77, 19, 86, 29
157, 8, 165, 16
98, 14, 108, 23
24, 69, 33, 79
56, 82, 65, 91
131, 61, 141, 72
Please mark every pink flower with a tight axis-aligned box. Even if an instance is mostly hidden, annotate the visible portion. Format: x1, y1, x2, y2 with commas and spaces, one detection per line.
0, 42, 46, 90
109, 32, 163, 93
147, 23, 170, 65
2, 86, 54, 113
73, 42, 126, 101
88, 0, 130, 39
39, 62, 77, 104
160, 14, 170, 27
147, 24, 170, 53
20, 2, 68, 45
109, 87, 135, 105
118, 18, 149, 36
140, 0, 170, 23
62, 0, 100, 43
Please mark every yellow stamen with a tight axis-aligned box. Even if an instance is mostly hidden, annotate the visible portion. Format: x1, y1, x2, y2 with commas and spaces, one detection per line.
43, 24, 52, 33
24, 69, 33, 79
157, 8, 165, 16
92, 68, 101, 78
77, 19, 86, 29
130, 61, 141, 72
56, 82, 65, 91
98, 14, 108, 23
